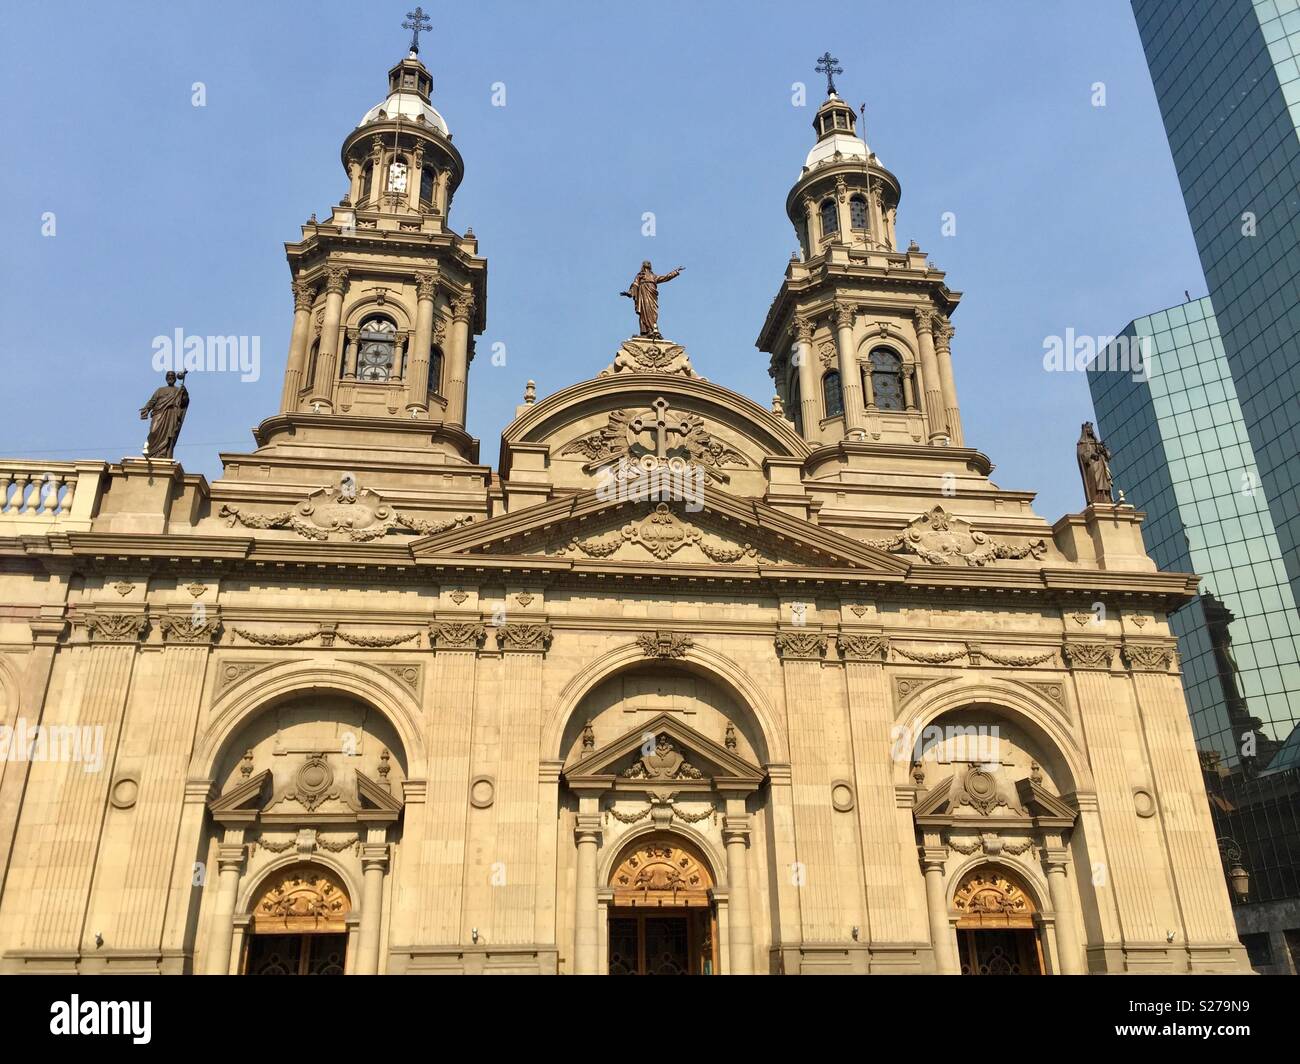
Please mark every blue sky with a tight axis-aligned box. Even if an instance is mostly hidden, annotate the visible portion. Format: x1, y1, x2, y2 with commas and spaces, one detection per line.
0, 0, 1204, 522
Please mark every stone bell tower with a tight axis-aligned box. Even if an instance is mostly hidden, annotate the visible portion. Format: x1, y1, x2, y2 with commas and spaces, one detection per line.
756, 54, 965, 450
269, 22, 486, 465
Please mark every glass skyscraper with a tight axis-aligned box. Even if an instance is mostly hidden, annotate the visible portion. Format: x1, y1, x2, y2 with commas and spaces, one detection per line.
1090, 297, 1300, 974
1132, 0, 1300, 623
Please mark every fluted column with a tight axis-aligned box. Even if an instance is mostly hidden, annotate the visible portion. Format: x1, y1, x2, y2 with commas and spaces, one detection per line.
573, 811, 602, 974
309, 267, 348, 408
405, 271, 438, 415
204, 840, 245, 974
722, 808, 754, 973
1044, 843, 1084, 974
914, 308, 947, 443
445, 293, 474, 428
921, 846, 959, 974
356, 842, 389, 975
833, 302, 864, 433
794, 315, 817, 439
933, 316, 964, 446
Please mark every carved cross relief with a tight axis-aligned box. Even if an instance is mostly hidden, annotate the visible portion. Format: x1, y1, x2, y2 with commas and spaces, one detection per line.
629, 397, 688, 458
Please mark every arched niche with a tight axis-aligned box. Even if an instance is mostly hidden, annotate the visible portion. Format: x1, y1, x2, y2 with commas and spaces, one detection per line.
557, 656, 772, 768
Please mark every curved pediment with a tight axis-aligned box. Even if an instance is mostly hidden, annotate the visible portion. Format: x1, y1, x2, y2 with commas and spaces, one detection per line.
499, 371, 810, 499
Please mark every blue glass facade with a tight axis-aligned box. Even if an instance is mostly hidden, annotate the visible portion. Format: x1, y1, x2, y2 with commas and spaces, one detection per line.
1132, 0, 1300, 623
1090, 297, 1300, 968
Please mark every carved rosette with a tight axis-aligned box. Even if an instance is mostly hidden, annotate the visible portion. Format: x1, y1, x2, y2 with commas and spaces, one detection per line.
1062, 641, 1114, 671
1122, 643, 1178, 672
496, 623, 553, 653
775, 631, 829, 660
429, 621, 487, 651
83, 613, 148, 644
158, 615, 223, 645
836, 633, 889, 662
636, 631, 694, 659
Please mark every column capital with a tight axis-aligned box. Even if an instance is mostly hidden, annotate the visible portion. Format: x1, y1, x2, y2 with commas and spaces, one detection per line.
415, 270, 439, 301
1042, 847, 1071, 872
792, 315, 814, 343
834, 301, 856, 329
1062, 640, 1115, 671
496, 622, 552, 654
575, 814, 603, 847
361, 843, 391, 871
722, 814, 752, 845
913, 306, 936, 334
292, 280, 317, 311
216, 843, 247, 873
325, 267, 349, 295
451, 292, 475, 322
918, 845, 948, 872
933, 318, 954, 350
428, 620, 486, 652
774, 630, 828, 660
1121, 641, 1178, 672
836, 632, 888, 662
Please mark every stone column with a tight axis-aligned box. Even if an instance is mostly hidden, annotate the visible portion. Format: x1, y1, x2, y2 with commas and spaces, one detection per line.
341, 328, 358, 380
406, 271, 438, 415
833, 302, 864, 432
802, 195, 818, 256
347, 159, 362, 204
920, 846, 959, 973
356, 840, 389, 975
913, 308, 947, 443
901, 365, 916, 410
1044, 842, 1084, 974
933, 316, 963, 446
794, 315, 817, 439
834, 179, 851, 241
435, 169, 451, 217
309, 267, 347, 408
407, 146, 424, 211
367, 136, 385, 208
573, 807, 602, 975
204, 838, 245, 975
445, 293, 474, 428
280, 281, 316, 412
722, 805, 754, 974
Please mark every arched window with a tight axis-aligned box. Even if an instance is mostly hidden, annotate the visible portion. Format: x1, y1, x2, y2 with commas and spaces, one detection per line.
819, 198, 838, 238
356, 317, 397, 382
867, 347, 905, 411
429, 344, 443, 395
822, 370, 844, 418
850, 195, 868, 229
420, 166, 435, 208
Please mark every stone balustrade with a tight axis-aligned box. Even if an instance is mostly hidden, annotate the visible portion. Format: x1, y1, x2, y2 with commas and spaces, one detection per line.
0, 461, 106, 533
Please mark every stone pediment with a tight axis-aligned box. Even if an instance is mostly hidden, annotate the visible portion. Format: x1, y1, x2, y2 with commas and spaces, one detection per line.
564, 714, 765, 793
411, 487, 910, 575
914, 771, 1076, 829
209, 759, 402, 828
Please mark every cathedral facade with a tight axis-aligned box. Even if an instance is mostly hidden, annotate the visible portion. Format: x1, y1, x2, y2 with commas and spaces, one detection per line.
0, 47, 1250, 975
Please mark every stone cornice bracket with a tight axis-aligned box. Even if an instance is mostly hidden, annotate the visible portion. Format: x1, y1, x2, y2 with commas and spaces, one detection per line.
635, 631, 693, 659
1121, 642, 1178, 673
774, 630, 828, 660
496, 623, 553, 654
1061, 640, 1115, 671
80, 611, 148, 645
158, 613, 223, 645
324, 267, 349, 294
836, 633, 889, 662
29, 617, 68, 645
292, 280, 317, 311
428, 620, 487, 652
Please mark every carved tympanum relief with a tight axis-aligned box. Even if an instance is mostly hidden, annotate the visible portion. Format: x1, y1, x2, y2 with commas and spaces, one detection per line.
867, 506, 1047, 567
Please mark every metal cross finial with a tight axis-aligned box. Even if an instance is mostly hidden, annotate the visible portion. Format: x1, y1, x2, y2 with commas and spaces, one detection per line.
403, 6, 432, 54
815, 51, 843, 96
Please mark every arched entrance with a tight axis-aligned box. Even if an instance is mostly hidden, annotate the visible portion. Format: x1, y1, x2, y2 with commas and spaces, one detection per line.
607, 836, 717, 975
953, 865, 1043, 975
243, 865, 351, 976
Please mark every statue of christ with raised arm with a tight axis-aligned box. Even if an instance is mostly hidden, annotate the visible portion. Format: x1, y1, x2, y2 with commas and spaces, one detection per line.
621, 261, 683, 339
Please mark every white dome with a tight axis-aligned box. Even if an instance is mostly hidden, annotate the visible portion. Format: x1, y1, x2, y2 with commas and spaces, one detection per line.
804, 132, 869, 170
359, 91, 448, 135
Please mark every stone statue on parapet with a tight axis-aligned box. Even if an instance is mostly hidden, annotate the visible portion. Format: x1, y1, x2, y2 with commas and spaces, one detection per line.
1076, 422, 1114, 505
140, 371, 189, 460
620, 260, 682, 339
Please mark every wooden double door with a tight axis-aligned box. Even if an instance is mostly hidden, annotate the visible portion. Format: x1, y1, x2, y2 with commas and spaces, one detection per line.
608, 908, 715, 975
957, 928, 1043, 975
244, 932, 347, 975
